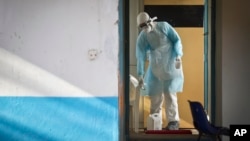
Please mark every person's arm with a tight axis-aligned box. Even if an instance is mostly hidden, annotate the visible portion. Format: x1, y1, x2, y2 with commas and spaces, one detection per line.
136, 32, 148, 79
161, 22, 183, 57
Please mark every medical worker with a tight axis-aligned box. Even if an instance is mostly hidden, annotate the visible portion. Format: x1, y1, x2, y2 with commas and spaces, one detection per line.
136, 12, 184, 130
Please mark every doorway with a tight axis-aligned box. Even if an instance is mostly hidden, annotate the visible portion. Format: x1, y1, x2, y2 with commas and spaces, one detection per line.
128, 0, 209, 132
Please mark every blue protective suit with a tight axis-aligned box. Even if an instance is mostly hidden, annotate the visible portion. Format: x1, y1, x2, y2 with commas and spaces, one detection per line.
136, 21, 184, 96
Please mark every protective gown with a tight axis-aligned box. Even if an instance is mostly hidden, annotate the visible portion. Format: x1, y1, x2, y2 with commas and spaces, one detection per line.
136, 21, 184, 96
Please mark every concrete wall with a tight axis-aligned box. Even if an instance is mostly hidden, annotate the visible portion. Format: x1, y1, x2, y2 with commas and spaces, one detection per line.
0, 0, 119, 141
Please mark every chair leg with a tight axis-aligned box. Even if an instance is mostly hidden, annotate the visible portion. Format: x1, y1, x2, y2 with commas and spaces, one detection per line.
197, 132, 202, 141
217, 135, 221, 141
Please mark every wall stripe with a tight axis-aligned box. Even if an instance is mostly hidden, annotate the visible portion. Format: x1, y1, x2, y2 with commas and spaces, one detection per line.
0, 97, 118, 141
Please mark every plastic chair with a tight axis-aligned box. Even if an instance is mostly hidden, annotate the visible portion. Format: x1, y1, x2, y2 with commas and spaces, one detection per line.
188, 100, 230, 141
129, 74, 140, 133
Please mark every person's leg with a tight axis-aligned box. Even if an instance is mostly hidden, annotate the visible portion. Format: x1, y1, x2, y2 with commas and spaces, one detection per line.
149, 94, 164, 115
148, 94, 164, 129
164, 93, 180, 130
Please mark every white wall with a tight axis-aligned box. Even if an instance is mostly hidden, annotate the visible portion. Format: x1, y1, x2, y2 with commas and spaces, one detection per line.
0, 0, 118, 97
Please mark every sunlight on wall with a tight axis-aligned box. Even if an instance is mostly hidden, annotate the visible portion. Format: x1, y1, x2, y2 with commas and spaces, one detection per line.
0, 48, 91, 97
0, 0, 118, 96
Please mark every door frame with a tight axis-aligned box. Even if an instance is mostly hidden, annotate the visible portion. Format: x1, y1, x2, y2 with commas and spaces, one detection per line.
118, 0, 216, 140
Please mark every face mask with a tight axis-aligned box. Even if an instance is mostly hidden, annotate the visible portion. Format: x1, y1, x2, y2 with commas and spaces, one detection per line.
143, 25, 152, 33
142, 22, 154, 33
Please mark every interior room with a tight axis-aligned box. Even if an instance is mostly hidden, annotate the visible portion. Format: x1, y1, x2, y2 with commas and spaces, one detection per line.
129, 0, 205, 132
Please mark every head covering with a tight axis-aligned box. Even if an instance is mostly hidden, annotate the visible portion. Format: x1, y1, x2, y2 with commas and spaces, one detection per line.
136, 12, 157, 28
